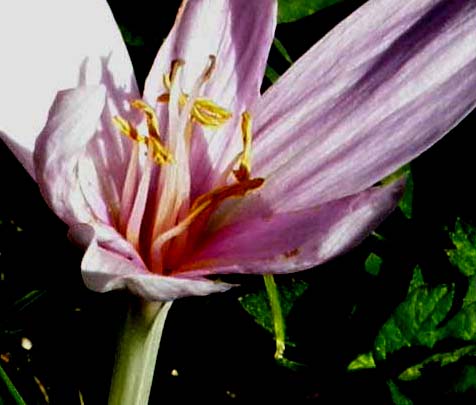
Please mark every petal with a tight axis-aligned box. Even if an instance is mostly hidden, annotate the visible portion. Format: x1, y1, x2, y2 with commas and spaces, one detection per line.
34, 86, 106, 226
144, 0, 277, 192
72, 224, 233, 301
144, 0, 276, 109
252, 0, 476, 211
178, 179, 404, 276
0, 0, 137, 177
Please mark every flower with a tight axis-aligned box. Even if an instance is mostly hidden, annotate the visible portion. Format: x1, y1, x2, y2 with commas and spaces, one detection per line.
1, 0, 475, 301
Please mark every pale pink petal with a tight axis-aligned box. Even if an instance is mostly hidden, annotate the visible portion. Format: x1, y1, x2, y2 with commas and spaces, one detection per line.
251, 0, 476, 212
0, 0, 137, 177
144, 0, 277, 194
71, 224, 233, 301
178, 179, 404, 276
33, 86, 107, 226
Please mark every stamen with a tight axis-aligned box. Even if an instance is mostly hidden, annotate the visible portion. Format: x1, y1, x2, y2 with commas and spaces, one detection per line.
112, 116, 142, 142
151, 177, 265, 269
190, 177, 264, 213
170, 59, 185, 83
112, 101, 174, 166
157, 55, 232, 129
130, 100, 161, 140
234, 111, 253, 182
203, 55, 217, 81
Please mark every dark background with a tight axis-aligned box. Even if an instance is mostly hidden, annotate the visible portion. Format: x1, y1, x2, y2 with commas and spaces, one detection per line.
1, 0, 476, 403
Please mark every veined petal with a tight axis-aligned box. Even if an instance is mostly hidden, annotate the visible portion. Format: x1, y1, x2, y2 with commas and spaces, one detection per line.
145, 0, 276, 109
178, 179, 404, 276
0, 0, 138, 177
72, 224, 233, 301
252, 0, 476, 211
144, 0, 277, 192
34, 86, 106, 226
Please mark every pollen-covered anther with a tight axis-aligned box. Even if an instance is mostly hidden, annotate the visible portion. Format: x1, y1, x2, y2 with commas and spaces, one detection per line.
234, 111, 253, 182
112, 100, 174, 166
157, 55, 232, 129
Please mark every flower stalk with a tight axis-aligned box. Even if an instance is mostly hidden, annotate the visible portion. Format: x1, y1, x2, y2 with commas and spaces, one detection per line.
108, 299, 172, 405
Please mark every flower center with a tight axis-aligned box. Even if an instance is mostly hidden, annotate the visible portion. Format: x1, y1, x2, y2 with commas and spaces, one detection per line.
112, 56, 264, 274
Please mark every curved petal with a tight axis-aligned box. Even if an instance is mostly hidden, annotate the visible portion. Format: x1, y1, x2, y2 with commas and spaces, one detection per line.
72, 224, 233, 301
178, 179, 404, 276
0, 0, 137, 177
252, 0, 476, 212
144, 0, 277, 192
34, 86, 107, 226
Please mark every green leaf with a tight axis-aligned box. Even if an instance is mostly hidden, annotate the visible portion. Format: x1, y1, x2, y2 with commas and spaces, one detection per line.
347, 352, 376, 371
453, 365, 476, 393
442, 301, 476, 341
278, 0, 346, 23
265, 65, 280, 84
0, 363, 27, 405
365, 253, 383, 276
239, 277, 308, 369
463, 276, 476, 307
399, 170, 413, 219
447, 219, 476, 277
398, 345, 476, 381
239, 278, 308, 335
374, 267, 454, 361
118, 25, 145, 47
387, 380, 413, 405
273, 38, 293, 64
381, 164, 413, 219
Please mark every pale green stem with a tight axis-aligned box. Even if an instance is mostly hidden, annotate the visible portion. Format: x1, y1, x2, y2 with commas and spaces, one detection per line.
108, 299, 173, 405
263, 274, 286, 360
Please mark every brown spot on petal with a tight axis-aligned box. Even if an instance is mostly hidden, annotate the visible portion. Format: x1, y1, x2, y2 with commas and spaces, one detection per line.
284, 248, 300, 258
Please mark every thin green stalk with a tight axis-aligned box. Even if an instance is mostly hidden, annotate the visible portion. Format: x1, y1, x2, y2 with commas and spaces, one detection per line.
263, 274, 286, 360
108, 299, 172, 405
0, 362, 27, 405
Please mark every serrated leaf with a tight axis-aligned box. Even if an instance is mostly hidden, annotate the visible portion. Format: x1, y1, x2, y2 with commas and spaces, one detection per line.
239, 278, 308, 340
240, 277, 308, 369
387, 380, 413, 405
442, 301, 476, 341
463, 276, 476, 307
347, 352, 376, 371
278, 0, 346, 23
374, 268, 454, 361
398, 345, 476, 381
408, 266, 424, 293
447, 219, 476, 277
365, 253, 382, 276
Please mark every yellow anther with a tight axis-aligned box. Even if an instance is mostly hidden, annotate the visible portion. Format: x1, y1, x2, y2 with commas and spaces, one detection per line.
163, 73, 172, 91
112, 101, 174, 166
144, 137, 175, 165
191, 98, 232, 128
131, 99, 161, 140
158, 93, 232, 129
234, 111, 253, 182
112, 116, 143, 142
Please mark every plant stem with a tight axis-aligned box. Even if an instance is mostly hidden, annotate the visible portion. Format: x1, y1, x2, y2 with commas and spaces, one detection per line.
108, 299, 172, 405
263, 274, 286, 360
0, 362, 27, 405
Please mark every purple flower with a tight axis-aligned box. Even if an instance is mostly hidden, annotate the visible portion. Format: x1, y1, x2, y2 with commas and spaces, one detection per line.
1, 0, 475, 301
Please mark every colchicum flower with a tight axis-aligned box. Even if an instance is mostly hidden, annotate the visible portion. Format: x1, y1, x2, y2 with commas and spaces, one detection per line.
1, 0, 476, 301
